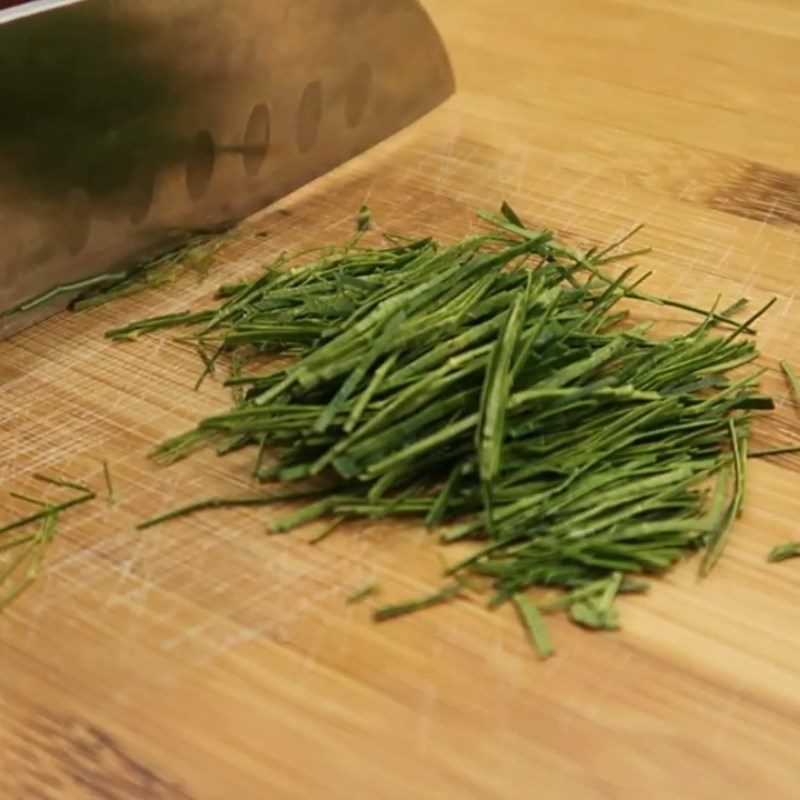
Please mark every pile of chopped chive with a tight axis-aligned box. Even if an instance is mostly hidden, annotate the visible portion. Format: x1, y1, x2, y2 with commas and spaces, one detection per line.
110, 203, 779, 657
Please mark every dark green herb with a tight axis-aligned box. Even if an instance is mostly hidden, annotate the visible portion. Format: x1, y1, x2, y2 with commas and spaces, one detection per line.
750, 445, 800, 458
347, 583, 379, 604
102, 460, 116, 505
137, 488, 331, 530
567, 572, 622, 630
308, 515, 346, 544
357, 204, 372, 232
768, 542, 800, 563
374, 582, 465, 622
1, 475, 95, 613
0, 477, 94, 536
513, 594, 555, 659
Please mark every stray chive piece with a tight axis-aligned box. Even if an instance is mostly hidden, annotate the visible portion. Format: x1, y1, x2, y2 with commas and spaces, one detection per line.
767, 542, 800, 563
750, 445, 800, 458
308, 515, 346, 545
0, 485, 95, 537
137, 489, 332, 530
513, 594, 555, 660
374, 582, 464, 622
99, 203, 776, 648
102, 460, 116, 505
347, 583, 379, 604
357, 204, 372, 233
1, 476, 95, 614
568, 573, 622, 631
781, 361, 800, 415
32, 473, 92, 494
1, 232, 228, 319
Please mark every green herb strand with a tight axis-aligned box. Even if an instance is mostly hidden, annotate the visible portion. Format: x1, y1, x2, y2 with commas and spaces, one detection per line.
767, 543, 800, 563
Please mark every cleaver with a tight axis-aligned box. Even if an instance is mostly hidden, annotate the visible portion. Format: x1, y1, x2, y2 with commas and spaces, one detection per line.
0, 0, 454, 336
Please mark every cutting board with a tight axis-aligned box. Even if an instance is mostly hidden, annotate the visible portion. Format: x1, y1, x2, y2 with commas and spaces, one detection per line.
2, 1, 800, 798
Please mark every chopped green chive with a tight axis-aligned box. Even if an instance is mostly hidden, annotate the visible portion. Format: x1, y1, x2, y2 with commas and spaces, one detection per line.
1, 476, 95, 613
357, 205, 372, 232
780, 361, 800, 415
102, 460, 116, 505
513, 594, 555, 659
92, 203, 777, 651
374, 582, 464, 622
767, 542, 800, 563
347, 583, 379, 604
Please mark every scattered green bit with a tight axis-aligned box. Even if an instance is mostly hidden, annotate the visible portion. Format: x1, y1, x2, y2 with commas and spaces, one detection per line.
374, 582, 464, 622
0, 512, 58, 614
107, 204, 776, 648
137, 488, 331, 530
347, 583, 379, 604
721, 298, 748, 317
699, 465, 734, 577
513, 594, 555, 659
1, 476, 95, 613
72, 231, 228, 311
567, 572, 622, 631
750, 445, 800, 458
102, 460, 116, 505
1, 232, 228, 319
0, 272, 129, 318
32, 472, 92, 494
0, 479, 95, 537
767, 542, 800, 563
781, 361, 800, 414
308, 515, 346, 545
106, 310, 214, 342
357, 204, 372, 232
747, 364, 800, 460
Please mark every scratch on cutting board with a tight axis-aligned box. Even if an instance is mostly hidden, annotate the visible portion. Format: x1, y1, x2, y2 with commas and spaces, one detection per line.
415, 639, 443, 758
712, 680, 746, 749
581, 650, 632, 724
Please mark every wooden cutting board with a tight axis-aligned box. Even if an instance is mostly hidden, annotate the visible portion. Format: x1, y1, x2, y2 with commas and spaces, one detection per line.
2, 1, 800, 797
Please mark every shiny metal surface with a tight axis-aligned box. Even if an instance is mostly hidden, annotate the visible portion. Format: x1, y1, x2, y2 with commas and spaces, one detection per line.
0, 0, 454, 336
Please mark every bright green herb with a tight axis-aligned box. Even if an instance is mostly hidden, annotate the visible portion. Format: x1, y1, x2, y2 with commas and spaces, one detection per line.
347, 583, 379, 604
1, 231, 226, 319
781, 361, 800, 414
567, 572, 622, 630
357, 205, 372, 233
374, 582, 465, 622
0, 475, 95, 613
308, 515, 346, 544
116, 205, 775, 653
768, 542, 800, 563
136, 488, 331, 530
513, 594, 554, 659
1, 476, 94, 536
102, 460, 116, 505
750, 445, 800, 458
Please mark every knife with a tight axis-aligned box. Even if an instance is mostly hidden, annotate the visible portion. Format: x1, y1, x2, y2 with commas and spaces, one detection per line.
0, 0, 454, 336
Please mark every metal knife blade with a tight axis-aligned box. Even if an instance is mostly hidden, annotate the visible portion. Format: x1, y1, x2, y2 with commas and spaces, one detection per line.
0, 0, 454, 336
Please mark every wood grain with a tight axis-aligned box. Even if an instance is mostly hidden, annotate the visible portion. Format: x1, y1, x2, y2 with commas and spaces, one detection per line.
2, 1, 800, 797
